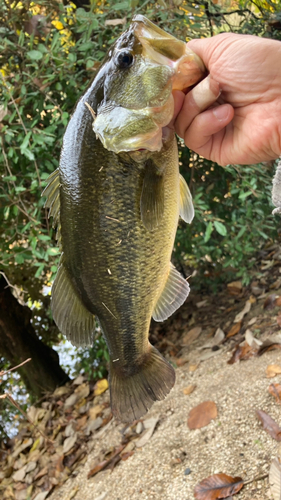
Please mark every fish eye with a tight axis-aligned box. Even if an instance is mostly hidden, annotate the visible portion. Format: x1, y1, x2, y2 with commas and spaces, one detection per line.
116, 50, 134, 69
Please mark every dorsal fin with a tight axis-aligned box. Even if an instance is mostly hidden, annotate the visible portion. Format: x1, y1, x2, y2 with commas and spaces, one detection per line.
42, 169, 61, 245
153, 263, 190, 322
179, 174, 194, 223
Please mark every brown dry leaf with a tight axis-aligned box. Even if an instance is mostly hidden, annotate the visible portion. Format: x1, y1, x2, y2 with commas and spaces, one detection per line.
269, 384, 281, 403
267, 365, 281, 378
269, 456, 281, 500
183, 384, 196, 395
188, 401, 217, 430
227, 280, 243, 295
181, 327, 202, 346
277, 315, 281, 327
194, 473, 244, 499
87, 444, 125, 479
227, 342, 257, 364
63, 433, 77, 454
104, 17, 126, 26
189, 363, 200, 372
276, 297, 281, 307
264, 294, 277, 310
256, 409, 281, 441
257, 337, 281, 356
226, 321, 242, 338
89, 404, 104, 420
136, 416, 159, 448
94, 379, 108, 396
234, 300, 251, 323
176, 357, 189, 367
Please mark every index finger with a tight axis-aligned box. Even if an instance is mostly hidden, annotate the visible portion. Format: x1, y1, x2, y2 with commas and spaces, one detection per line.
175, 75, 221, 139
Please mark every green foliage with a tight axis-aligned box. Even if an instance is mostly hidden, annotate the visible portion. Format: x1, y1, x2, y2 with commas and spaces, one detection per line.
175, 151, 278, 286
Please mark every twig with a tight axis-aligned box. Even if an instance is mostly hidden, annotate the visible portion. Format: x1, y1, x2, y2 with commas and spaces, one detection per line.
244, 473, 268, 485
0, 358, 31, 378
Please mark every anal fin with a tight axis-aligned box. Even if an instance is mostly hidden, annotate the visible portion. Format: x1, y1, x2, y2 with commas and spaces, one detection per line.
52, 258, 95, 347
152, 263, 190, 322
179, 174, 194, 223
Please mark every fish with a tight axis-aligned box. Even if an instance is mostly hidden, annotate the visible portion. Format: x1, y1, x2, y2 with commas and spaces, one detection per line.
43, 15, 205, 422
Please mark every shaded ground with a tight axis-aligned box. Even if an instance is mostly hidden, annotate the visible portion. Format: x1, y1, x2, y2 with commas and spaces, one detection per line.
2, 243, 281, 500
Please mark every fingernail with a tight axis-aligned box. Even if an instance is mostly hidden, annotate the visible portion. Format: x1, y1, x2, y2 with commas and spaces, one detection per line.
212, 105, 229, 121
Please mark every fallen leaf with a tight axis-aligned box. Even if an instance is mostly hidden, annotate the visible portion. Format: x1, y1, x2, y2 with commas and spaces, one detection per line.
201, 328, 225, 348
94, 379, 108, 396
63, 433, 78, 454
269, 456, 281, 500
264, 294, 277, 310
226, 322, 242, 338
277, 315, 281, 327
234, 300, 251, 323
196, 300, 208, 308
181, 327, 202, 346
136, 416, 159, 448
194, 473, 244, 499
257, 336, 281, 356
227, 281, 243, 295
183, 384, 196, 395
245, 329, 262, 348
227, 342, 257, 364
256, 409, 281, 441
248, 316, 258, 326
89, 404, 104, 420
267, 365, 281, 378
105, 17, 126, 26
189, 363, 200, 372
12, 465, 27, 482
87, 444, 125, 478
199, 349, 221, 361
176, 357, 189, 367
74, 382, 90, 400
269, 384, 281, 403
188, 401, 217, 430
276, 297, 281, 306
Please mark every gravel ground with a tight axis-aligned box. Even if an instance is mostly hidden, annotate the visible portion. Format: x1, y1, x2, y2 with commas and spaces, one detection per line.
49, 346, 281, 500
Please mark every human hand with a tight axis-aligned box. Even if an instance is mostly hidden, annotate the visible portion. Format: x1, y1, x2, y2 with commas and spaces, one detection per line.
172, 33, 281, 166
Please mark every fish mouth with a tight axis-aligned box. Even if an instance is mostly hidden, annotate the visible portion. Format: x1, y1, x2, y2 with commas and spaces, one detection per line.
133, 15, 205, 92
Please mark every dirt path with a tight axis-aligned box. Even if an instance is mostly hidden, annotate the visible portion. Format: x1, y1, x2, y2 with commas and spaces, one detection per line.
49, 328, 281, 500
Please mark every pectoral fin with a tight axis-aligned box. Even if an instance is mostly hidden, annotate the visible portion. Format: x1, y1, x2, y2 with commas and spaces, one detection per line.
42, 169, 62, 246
52, 257, 95, 347
153, 263, 190, 321
179, 174, 194, 223
140, 161, 165, 232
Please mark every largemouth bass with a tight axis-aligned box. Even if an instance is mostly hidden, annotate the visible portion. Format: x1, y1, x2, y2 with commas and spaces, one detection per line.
43, 16, 204, 422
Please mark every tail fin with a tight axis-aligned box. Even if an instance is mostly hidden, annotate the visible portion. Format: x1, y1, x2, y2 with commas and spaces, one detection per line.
110, 344, 175, 423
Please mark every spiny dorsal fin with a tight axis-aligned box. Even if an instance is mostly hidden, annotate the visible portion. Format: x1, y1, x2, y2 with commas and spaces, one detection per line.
140, 160, 164, 232
179, 174, 194, 224
51, 257, 95, 347
152, 263, 190, 322
41, 169, 61, 244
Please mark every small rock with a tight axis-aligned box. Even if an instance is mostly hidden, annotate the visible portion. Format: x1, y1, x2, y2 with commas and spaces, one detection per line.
136, 422, 143, 434
184, 468, 192, 475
